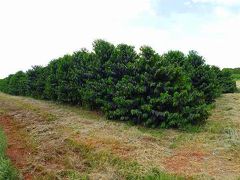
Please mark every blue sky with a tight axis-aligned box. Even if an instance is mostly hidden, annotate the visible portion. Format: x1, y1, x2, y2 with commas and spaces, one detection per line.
0, 0, 239, 78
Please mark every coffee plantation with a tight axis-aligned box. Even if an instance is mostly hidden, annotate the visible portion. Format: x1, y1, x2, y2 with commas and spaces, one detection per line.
0, 40, 237, 128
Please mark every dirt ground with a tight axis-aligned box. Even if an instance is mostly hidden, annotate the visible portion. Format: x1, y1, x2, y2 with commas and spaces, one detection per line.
0, 115, 33, 180
0, 81, 239, 179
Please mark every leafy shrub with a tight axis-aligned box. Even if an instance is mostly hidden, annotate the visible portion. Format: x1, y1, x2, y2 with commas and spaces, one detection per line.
185, 51, 222, 103
26, 66, 48, 99
0, 40, 237, 129
212, 66, 237, 93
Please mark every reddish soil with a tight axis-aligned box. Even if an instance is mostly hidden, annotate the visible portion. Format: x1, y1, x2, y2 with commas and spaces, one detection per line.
164, 149, 206, 174
0, 115, 33, 180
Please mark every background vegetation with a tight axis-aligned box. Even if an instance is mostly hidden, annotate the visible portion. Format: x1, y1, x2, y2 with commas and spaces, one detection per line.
0, 40, 237, 129
223, 68, 240, 81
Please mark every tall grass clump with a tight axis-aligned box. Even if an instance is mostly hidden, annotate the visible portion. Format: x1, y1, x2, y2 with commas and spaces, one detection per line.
0, 40, 237, 129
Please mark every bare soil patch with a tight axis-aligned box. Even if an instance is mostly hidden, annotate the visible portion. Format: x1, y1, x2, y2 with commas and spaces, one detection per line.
0, 115, 32, 180
164, 149, 206, 174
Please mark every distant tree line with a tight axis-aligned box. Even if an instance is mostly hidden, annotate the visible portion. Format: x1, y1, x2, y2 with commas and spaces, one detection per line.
223, 68, 240, 80
0, 40, 237, 129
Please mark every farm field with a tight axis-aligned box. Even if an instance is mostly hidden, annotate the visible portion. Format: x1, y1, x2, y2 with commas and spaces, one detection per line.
0, 82, 240, 180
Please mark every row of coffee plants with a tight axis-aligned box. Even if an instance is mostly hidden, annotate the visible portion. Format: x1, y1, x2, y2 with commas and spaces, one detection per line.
0, 40, 237, 128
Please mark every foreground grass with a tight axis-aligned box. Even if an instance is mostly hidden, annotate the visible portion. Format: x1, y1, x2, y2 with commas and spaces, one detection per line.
0, 93, 183, 179
0, 128, 19, 180
0, 84, 239, 179
64, 138, 184, 180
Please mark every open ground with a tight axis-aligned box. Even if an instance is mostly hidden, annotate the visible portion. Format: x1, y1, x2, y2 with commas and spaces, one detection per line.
0, 82, 240, 179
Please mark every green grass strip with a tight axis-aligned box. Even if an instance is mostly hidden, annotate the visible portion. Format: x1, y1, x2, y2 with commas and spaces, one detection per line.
0, 128, 19, 180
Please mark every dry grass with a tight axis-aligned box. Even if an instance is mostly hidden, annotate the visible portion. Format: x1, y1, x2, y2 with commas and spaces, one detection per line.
0, 82, 239, 179
237, 81, 240, 91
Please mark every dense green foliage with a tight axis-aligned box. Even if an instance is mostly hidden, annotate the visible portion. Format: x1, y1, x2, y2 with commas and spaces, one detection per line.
223, 68, 240, 80
0, 128, 19, 179
0, 40, 237, 128
213, 67, 237, 93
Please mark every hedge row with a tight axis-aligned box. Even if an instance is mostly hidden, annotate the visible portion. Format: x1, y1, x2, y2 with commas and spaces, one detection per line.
0, 40, 237, 128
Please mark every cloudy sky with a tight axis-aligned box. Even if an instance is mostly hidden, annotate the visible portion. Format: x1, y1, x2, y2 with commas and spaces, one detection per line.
0, 0, 239, 78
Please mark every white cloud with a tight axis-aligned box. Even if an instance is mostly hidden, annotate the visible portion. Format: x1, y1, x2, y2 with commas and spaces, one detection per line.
0, 0, 154, 78
192, 0, 240, 6
0, 0, 239, 78
213, 6, 232, 17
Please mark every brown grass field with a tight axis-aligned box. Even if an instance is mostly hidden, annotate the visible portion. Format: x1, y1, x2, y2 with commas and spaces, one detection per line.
0, 81, 239, 179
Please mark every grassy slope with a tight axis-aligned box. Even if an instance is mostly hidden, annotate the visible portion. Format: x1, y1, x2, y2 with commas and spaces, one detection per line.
0, 128, 19, 179
0, 81, 239, 179
0, 99, 183, 179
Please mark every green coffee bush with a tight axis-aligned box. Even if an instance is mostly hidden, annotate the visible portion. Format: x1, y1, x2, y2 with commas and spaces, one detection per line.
0, 40, 236, 129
